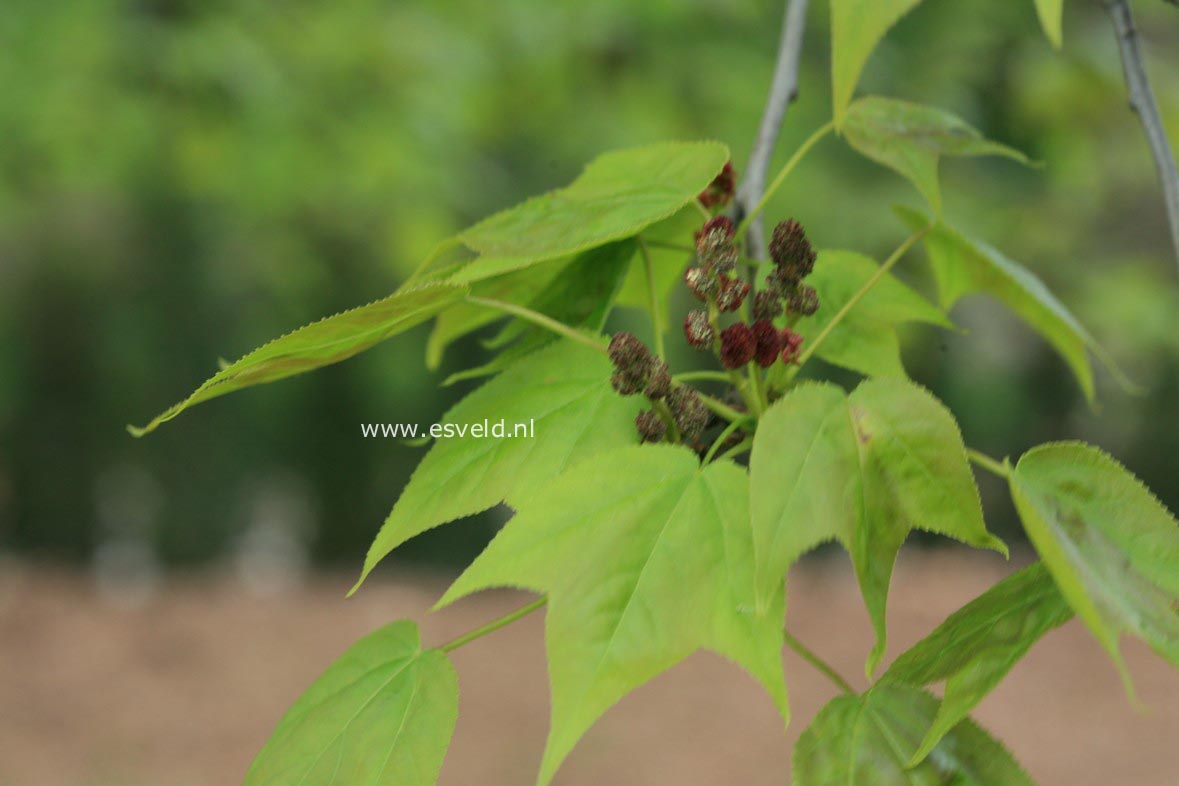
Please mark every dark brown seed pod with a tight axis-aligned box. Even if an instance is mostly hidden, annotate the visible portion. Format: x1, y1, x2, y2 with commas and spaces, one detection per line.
769, 218, 816, 284
635, 409, 667, 443
716, 278, 751, 313
683, 310, 714, 350
667, 385, 710, 443
644, 359, 672, 400
787, 284, 819, 317
720, 322, 756, 368
751, 320, 783, 368
780, 328, 805, 365
752, 290, 784, 322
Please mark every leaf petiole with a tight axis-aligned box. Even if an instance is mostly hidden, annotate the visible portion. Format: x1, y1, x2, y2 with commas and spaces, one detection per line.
464, 295, 607, 356
736, 121, 835, 240
966, 448, 1010, 479
439, 596, 547, 653
639, 237, 665, 359
783, 628, 855, 695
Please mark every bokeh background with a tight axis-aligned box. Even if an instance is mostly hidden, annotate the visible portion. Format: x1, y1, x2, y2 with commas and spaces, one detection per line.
1, 1, 1177, 784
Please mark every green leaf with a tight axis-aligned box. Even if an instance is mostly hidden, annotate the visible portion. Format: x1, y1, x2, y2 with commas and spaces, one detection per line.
1009, 442, 1179, 695
830, 0, 924, 128
794, 249, 952, 378
450, 142, 728, 282
897, 206, 1134, 403
438, 445, 788, 786
794, 684, 1037, 786
614, 207, 699, 331
883, 562, 1072, 765
244, 620, 457, 786
130, 282, 467, 436
1034, 0, 1064, 49
843, 97, 1029, 214
442, 240, 634, 385
352, 340, 644, 593
750, 378, 1006, 675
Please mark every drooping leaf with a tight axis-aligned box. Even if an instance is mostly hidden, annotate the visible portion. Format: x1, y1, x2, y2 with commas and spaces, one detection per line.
438, 445, 788, 786
352, 340, 644, 593
897, 206, 1134, 403
449, 142, 728, 282
1008, 442, 1179, 694
750, 378, 1006, 675
883, 562, 1072, 765
130, 282, 468, 436
843, 97, 1029, 214
793, 249, 952, 378
244, 620, 457, 786
1034, 0, 1064, 49
442, 240, 634, 385
793, 685, 1037, 786
830, 0, 925, 128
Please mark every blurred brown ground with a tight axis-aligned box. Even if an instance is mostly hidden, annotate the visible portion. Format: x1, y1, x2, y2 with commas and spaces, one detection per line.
1, 549, 1175, 786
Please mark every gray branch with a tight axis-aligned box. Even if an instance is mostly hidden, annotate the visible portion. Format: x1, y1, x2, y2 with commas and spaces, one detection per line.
733, 0, 809, 260
1102, 0, 1179, 271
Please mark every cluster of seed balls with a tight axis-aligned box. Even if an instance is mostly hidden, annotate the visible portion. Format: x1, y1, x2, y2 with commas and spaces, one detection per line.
607, 332, 709, 445
682, 216, 817, 369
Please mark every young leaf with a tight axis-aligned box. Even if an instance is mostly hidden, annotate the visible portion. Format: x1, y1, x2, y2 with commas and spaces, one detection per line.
449, 142, 729, 282
1034, 0, 1064, 49
896, 206, 1133, 403
437, 445, 788, 786
1008, 442, 1179, 694
244, 620, 457, 786
793, 685, 1037, 786
842, 97, 1029, 214
130, 282, 467, 436
442, 240, 634, 385
352, 340, 644, 593
792, 249, 953, 378
883, 562, 1073, 765
749, 379, 1006, 675
830, 0, 924, 128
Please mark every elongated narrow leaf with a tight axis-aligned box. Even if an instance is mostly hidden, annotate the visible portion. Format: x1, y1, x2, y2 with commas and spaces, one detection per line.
843, 97, 1028, 214
438, 445, 788, 786
794, 685, 1037, 786
750, 378, 1006, 675
131, 282, 467, 436
1034, 0, 1064, 49
831, 0, 924, 128
352, 340, 644, 593
794, 249, 952, 378
450, 142, 728, 282
244, 621, 457, 786
897, 206, 1132, 403
1009, 442, 1179, 693
442, 240, 634, 385
884, 562, 1072, 765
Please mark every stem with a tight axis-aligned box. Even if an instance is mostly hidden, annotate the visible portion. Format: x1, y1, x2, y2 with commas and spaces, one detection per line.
696, 390, 747, 423
465, 296, 605, 355
786, 224, 932, 381
674, 370, 737, 384
736, 121, 834, 244
748, 364, 769, 413
967, 448, 1010, 479
716, 436, 754, 463
734, 0, 812, 259
783, 628, 855, 694
1102, 0, 1179, 272
639, 238, 665, 359
703, 416, 752, 464
440, 596, 547, 653
693, 199, 712, 220
654, 399, 682, 443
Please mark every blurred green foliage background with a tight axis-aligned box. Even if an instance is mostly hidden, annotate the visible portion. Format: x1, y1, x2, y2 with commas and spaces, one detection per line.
1, 0, 1176, 575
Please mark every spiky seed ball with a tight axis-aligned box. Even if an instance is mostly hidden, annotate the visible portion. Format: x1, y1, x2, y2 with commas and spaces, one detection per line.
644, 359, 672, 400
788, 284, 819, 317
769, 218, 816, 284
720, 322, 756, 368
751, 321, 783, 368
698, 162, 736, 209
608, 331, 649, 370
695, 215, 735, 252
684, 267, 716, 302
611, 368, 644, 396
668, 386, 710, 442
635, 409, 667, 443
780, 328, 804, 365
752, 290, 784, 322
716, 278, 751, 313
683, 310, 714, 349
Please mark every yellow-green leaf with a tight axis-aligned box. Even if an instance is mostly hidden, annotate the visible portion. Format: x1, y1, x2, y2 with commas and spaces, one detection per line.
830, 0, 924, 127
1034, 0, 1064, 49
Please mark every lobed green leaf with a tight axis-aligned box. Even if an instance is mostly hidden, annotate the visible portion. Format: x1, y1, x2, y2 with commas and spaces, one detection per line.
830, 0, 925, 128
883, 562, 1072, 765
352, 340, 644, 593
1008, 442, 1179, 696
243, 620, 457, 786
843, 97, 1029, 214
130, 282, 467, 436
750, 378, 1006, 676
438, 445, 788, 786
794, 684, 1038, 785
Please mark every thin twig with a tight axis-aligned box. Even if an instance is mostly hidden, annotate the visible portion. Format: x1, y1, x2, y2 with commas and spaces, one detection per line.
733, 0, 810, 260
966, 448, 1010, 479
1102, 0, 1179, 271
